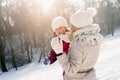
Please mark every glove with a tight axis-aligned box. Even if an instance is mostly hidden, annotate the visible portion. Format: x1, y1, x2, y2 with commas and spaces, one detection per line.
51, 37, 63, 54
43, 57, 50, 65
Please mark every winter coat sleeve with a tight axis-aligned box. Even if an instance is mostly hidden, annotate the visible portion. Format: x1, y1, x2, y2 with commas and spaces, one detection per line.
48, 48, 57, 64
57, 43, 83, 77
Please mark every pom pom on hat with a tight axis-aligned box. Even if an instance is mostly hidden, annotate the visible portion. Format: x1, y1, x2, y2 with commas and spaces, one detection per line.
87, 7, 97, 17
51, 16, 68, 31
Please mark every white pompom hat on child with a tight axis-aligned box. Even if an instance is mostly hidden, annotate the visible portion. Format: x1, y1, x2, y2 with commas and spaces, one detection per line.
70, 7, 97, 28
51, 16, 69, 31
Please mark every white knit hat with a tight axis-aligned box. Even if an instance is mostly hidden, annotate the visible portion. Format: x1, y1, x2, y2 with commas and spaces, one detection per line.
70, 7, 97, 28
51, 16, 69, 31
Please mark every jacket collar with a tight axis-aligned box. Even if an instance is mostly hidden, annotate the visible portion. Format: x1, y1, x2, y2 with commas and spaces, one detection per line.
73, 24, 100, 39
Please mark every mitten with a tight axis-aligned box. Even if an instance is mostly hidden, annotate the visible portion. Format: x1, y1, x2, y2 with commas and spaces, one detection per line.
43, 57, 50, 65
51, 37, 63, 54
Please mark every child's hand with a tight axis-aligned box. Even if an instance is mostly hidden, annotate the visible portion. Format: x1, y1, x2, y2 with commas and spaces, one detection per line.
51, 37, 63, 54
43, 57, 50, 65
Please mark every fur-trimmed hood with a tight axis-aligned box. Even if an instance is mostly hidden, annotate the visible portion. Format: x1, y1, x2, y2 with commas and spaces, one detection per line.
73, 24, 103, 46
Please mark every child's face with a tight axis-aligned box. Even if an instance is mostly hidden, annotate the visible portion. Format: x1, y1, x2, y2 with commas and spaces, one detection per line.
55, 26, 68, 36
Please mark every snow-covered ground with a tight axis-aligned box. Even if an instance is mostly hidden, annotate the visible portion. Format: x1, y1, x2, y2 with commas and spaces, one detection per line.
0, 34, 120, 80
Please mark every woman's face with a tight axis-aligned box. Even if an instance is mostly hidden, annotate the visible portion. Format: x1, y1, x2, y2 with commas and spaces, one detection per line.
55, 26, 68, 36
70, 24, 77, 33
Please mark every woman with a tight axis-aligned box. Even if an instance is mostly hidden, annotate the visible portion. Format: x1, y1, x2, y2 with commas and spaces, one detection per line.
51, 8, 103, 80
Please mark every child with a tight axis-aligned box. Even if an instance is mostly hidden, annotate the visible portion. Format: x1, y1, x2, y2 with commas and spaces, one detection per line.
43, 16, 70, 76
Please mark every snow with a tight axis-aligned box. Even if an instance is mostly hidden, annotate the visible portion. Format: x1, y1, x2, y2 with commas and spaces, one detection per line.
0, 62, 63, 80
0, 34, 120, 80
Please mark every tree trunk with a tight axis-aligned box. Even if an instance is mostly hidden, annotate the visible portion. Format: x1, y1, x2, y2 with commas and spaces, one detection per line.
11, 48, 17, 70
0, 38, 8, 72
38, 50, 43, 63
111, 13, 114, 36
38, 45, 45, 63
24, 34, 31, 63
26, 41, 31, 63
0, 55, 8, 72
30, 46, 33, 59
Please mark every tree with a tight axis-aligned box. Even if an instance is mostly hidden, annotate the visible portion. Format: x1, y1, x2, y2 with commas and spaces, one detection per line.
0, 0, 8, 72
